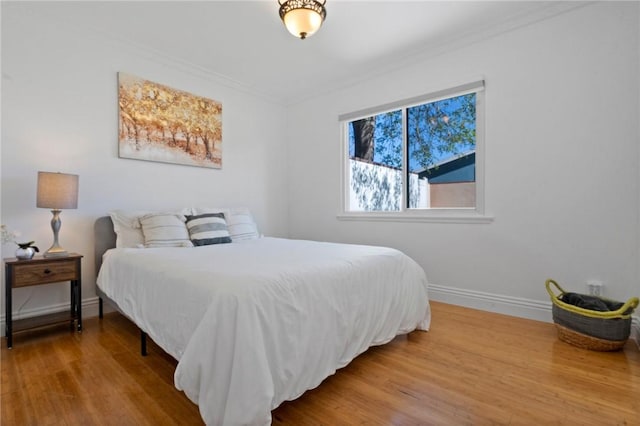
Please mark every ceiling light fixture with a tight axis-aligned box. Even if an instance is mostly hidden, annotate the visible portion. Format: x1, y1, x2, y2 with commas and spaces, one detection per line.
278, 0, 327, 40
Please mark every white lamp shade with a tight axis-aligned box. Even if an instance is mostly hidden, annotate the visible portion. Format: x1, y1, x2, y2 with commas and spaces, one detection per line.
283, 8, 323, 38
37, 171, 79, 209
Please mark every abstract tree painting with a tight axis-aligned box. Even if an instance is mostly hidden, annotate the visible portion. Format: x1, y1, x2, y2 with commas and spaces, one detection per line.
118, 72, 223, 169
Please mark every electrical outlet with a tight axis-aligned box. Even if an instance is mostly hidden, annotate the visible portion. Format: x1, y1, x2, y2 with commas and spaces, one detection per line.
586, 280, 603, 296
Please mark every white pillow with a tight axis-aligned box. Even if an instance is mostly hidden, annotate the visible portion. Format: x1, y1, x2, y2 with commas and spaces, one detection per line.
226, 207, 260, 241
139, 213, 193, 248
109, 210, 148, 248
192, 207, 260, 241
110, 208, 192, 248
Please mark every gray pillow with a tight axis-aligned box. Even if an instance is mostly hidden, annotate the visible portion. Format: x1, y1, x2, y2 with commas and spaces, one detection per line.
186, 213, 232, 246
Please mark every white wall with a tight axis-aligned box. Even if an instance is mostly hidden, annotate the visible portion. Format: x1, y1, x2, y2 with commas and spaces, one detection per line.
286, 2, 640, 320
1, 4, 289, 319
2, 2, 638, 326
636, 0, 640, 346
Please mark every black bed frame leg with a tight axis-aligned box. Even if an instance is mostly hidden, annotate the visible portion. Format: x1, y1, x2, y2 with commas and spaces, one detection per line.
141, 330, 148, 356
99, 297, 103, 319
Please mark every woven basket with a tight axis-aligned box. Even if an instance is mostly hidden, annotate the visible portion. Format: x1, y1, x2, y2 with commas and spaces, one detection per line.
554, 324, 627, 351
545, 279, 638, 351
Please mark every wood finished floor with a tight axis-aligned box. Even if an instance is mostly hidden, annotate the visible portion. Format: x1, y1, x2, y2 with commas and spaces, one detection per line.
1, 301, 638, 425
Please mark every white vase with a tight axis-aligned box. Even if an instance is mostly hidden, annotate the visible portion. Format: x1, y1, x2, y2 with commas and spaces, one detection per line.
15, 247, 36, 260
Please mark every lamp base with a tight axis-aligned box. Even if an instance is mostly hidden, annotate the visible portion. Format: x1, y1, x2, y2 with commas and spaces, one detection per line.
45, 209, 70, 257
44, 246, 69, 258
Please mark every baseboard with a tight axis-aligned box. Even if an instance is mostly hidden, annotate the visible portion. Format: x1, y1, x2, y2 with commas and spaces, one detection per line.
2, 291, 633, 341
631, 315, 640, 350
428, 283, 553, 323
1, 297, 100, 336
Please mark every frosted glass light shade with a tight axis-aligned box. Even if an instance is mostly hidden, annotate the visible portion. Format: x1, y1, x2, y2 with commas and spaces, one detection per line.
284, 8, 323, 38
37, 172, 79, 210
279, 0, 326, 40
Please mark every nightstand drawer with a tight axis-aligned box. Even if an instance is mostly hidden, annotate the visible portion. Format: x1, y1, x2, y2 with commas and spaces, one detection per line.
12, 259, 79, 287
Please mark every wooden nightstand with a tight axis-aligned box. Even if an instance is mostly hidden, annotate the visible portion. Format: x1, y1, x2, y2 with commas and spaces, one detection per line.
4, 253, 83, 348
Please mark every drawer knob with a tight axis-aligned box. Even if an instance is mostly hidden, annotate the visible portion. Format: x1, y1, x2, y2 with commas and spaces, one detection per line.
43, 269, 52, 274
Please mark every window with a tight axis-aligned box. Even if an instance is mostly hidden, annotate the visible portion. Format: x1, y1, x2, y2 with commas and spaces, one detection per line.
340, 80, 488, 222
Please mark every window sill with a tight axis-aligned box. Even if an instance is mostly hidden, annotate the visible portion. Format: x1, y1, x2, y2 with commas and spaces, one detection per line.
336, 211, 494, 224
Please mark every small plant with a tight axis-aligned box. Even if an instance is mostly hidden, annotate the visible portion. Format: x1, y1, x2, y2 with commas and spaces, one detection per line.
17, 241, 39, 252
2, 225, 39, 254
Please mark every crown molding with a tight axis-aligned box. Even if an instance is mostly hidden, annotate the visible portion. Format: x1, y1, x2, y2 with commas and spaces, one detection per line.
9, 1, 592, 107
14, 4, 285, 106
284, 2, 593, 105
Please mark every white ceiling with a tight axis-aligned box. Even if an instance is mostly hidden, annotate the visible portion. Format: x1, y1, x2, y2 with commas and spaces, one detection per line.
20, 1, 586, 105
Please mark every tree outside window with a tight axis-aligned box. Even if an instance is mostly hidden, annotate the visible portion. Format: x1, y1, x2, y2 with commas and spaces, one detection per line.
347, 90, 478, 212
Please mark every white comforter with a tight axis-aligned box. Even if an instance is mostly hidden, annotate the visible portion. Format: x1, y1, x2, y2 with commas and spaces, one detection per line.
97, 237, 430, 425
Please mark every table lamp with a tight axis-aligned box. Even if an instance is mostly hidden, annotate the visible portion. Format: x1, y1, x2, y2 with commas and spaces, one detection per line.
36, 171, 79, 257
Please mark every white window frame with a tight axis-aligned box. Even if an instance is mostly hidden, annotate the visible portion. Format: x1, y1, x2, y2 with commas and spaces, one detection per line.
338, 80, 493, 224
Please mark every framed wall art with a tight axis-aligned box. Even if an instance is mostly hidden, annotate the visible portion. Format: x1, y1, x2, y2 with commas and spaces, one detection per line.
118, 72, 223, 169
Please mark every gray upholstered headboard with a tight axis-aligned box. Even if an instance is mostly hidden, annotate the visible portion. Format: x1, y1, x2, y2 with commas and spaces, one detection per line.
94, 216, 116, 276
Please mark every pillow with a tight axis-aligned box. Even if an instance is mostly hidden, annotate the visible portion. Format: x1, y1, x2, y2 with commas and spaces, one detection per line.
109, 210, 148, 248
138, 213, 193, 248
185, 213, 232, 246
192, 207, 260, 241
109, 208, 192, 248
226, 207, 260, 241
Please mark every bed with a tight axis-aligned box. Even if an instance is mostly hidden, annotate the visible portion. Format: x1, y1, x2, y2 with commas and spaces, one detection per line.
95, 211, 431, 425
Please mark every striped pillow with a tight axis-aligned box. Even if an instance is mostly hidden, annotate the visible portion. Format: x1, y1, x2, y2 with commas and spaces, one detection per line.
191, 207, 260, 241
139, 213, 193, 248
225, 208, 260, 241
185, 213, 232, 246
